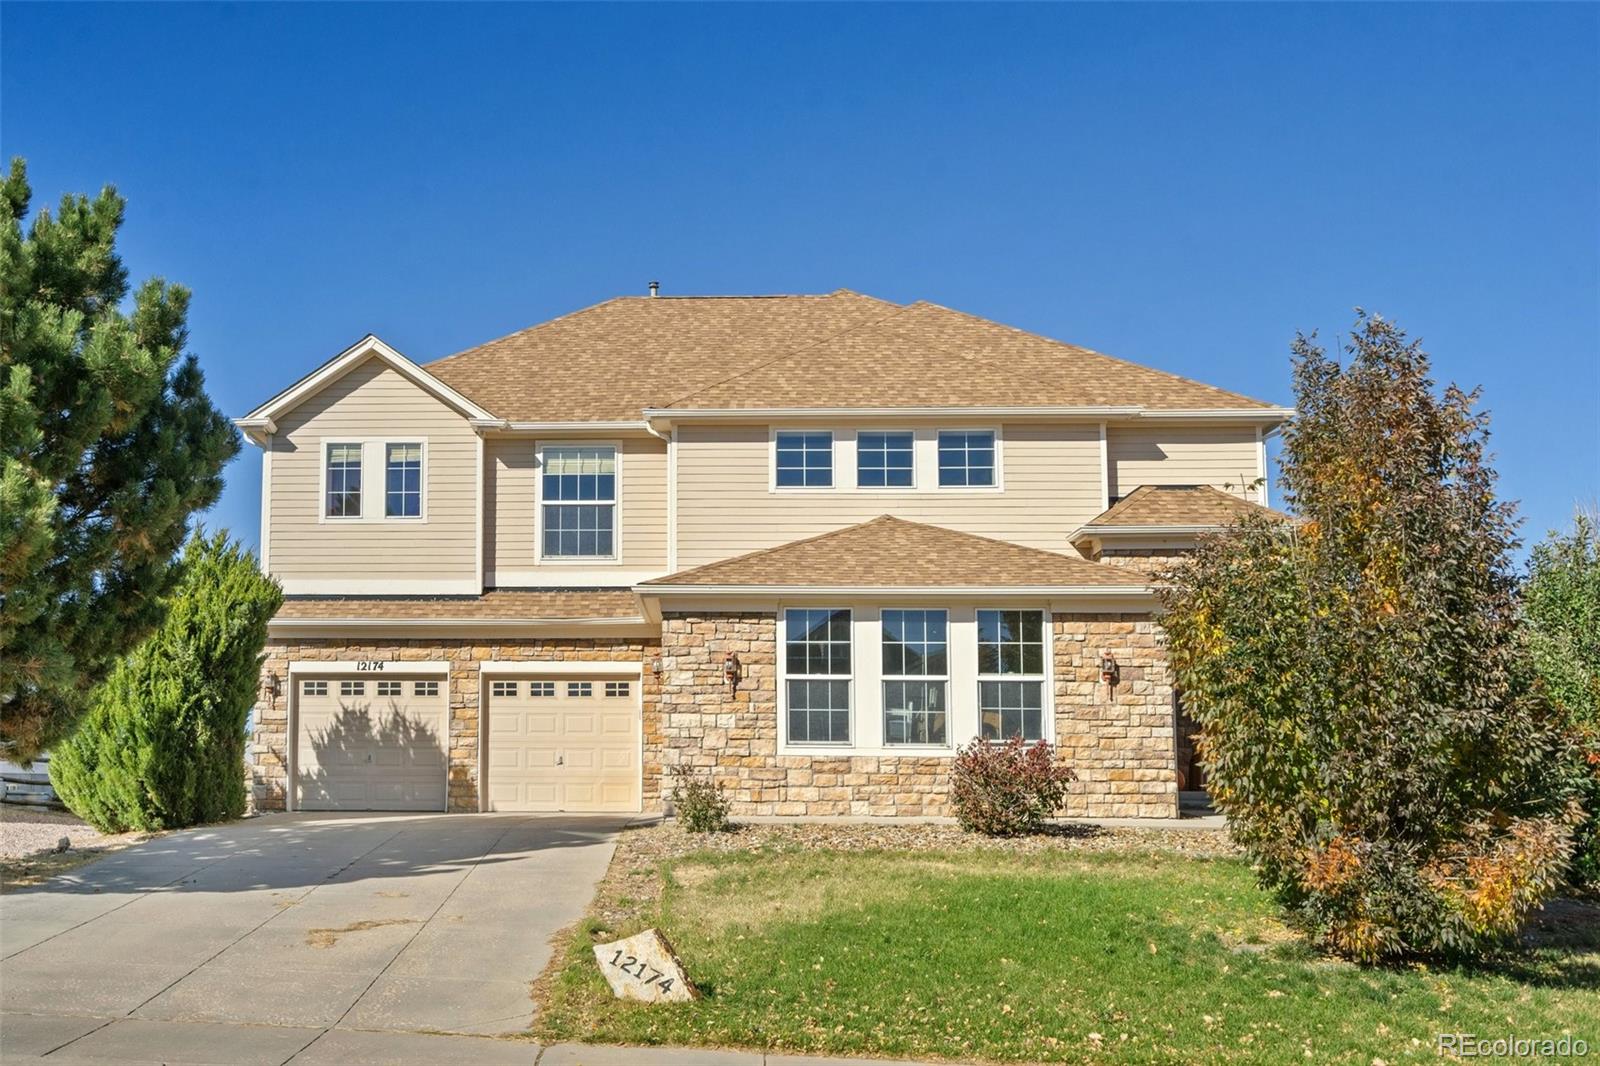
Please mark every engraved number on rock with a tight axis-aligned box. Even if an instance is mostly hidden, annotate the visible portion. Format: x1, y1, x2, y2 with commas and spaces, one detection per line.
610, 949, 673, 991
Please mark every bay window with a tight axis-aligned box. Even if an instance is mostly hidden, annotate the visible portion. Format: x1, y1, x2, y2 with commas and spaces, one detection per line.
785, 608, 851, 743
977, 609, 1046, 741
882, 609, 948, 745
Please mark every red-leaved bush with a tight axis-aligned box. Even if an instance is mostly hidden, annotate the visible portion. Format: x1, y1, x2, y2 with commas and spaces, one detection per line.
950, 736, 1075, 836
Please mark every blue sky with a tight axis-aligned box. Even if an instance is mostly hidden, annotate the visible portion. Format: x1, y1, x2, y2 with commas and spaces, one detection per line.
4, 2, 1596, 556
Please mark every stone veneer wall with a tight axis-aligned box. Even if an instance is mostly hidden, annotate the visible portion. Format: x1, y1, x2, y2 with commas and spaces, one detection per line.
1053, 614, 1177, 818
656, 611, 1178, 819
1095, 547, 1194, 570
252, 636, 659, 813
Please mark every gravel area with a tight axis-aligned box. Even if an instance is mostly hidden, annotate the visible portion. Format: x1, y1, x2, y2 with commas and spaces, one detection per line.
623, 818, 1241, 864
0, 805, 123, 858
0, 805, 151, 889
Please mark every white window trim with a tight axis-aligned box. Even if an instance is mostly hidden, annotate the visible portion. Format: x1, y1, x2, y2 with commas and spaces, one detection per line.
769, 428, 838, 493
975, 606, 1054, 744
853, 428, 919, 493
317, 437, 430, 524
880, 606, 952, 750
936, 427, 1005, 493
778, 606, 855, 747
534, 439, 624, 565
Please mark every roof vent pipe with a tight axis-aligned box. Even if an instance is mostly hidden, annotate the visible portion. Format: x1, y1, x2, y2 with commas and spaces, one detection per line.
648, 280, 660, 297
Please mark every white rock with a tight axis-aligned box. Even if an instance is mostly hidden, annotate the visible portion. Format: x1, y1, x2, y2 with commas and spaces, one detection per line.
592, 928, 697, 1003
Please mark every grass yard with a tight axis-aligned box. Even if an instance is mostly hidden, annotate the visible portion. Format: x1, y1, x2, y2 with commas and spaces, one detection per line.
533, 824, 1600, 1063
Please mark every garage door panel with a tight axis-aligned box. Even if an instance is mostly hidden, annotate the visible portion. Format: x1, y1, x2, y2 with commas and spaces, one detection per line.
294, 676, 447, 812
485, 674, 640, 813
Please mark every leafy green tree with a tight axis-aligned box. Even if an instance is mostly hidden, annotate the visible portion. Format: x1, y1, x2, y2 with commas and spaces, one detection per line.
1160, 313, 1582, 961
1, 158, 238, 758
1521, 507, 1600, 885
49, 533, 282, 832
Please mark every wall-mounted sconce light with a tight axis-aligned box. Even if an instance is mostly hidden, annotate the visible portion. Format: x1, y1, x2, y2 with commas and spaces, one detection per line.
722, 653, 742, 691
651, 657, 663, 677
1099, 651, 1120, 690
261, 672, 281, 701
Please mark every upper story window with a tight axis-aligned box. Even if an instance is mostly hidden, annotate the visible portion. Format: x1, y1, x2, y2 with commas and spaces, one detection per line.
857, 431, 915, 488
775, 431, 833, 488
785, 608, 851, 743
541, 445, 616, 558
325, 443, 363, 517
883, 609, 948, 745
938, 430, 996, 487
977, 609, 1046, 741
385, 443, 422, 518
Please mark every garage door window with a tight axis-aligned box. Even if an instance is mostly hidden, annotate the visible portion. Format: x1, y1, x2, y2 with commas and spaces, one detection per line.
605, 681, 630, 697
492, 680, 519, 698
303, 680, 327, 696
340, 680, 365, 697
530, 681, 555, 697
414, 681, 438, 697
568, 682, 593, 697
377, 680, 402, 697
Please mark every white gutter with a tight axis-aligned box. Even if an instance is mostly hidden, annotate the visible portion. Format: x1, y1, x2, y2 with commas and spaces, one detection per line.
1071, 524, 1230, 538
268, 615, 654, 636
635, 583, 1152, 597
471, 420, 653, 434
1134, 408, 1295, 421
644, 405, 1144, 425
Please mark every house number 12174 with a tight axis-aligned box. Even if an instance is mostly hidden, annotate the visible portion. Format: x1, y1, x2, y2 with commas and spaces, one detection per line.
609, 950, 675, 993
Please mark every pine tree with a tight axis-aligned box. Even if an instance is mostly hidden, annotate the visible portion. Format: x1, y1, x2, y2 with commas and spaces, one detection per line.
49, 532, 282, 832
1, 158, 239, 759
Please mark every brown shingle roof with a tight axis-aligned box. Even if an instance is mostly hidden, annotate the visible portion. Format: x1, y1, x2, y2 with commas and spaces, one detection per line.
643, 516, 1143, 589
274, 589, 642, 621
422, 292, 1279, 421
1081, 485, 1287, 529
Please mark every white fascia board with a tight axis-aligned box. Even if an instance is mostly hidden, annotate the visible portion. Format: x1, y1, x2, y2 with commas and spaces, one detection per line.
635, 583, 1152, 597
287, 660, 452, 675
268, 616, 656, 638
476, 420, 653, 434
241, 334, 496, 428
644, 405, 1143, 427
1073, 524, 1228, 538
1132, 408, 1295, 422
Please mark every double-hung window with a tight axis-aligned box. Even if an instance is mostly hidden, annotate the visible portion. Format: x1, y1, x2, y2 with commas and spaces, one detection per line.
857, 431, 914, 488
385, 443, 422, 518
977, 609, 1047, 741
937, 430, 996, 487
325, 443, 363, 517
785, 608, 851, 743
775, 431, 833, 488
882, 609, 948, 745
541, 445, 617, 558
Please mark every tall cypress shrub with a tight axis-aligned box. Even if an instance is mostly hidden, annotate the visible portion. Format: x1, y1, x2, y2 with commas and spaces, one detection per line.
50, 533, 282, 832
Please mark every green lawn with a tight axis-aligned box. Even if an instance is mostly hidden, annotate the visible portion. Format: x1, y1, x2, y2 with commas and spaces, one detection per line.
534, 840, 1600, 1063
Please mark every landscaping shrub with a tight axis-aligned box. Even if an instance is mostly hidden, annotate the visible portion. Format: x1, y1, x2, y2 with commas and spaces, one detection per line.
669, 765, 732, 833
950, 736, 1075, 836
1159, 314, 1583, 962
49, 532, 282, 832
1521, 508, 1600, 888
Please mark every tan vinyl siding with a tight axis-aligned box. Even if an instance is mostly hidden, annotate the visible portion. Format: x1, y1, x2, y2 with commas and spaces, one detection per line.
675, 423, 1102, 568
267, 358, 478, 589
1107, 424, 1261, 502
485, 435, 667, 577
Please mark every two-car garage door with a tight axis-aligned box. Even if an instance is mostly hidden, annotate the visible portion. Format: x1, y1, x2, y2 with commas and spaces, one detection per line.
290, 668, 640, 813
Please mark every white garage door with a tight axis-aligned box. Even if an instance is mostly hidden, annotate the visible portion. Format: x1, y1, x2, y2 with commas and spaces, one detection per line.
485, 675, 640, 812
295, 675, 448, 811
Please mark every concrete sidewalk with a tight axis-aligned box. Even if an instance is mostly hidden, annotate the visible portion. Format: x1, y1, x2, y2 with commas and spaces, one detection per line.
1, 1013, 963, 1065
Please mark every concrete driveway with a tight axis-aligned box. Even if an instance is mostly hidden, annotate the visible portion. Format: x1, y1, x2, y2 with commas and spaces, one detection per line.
0, 812, 627, 1064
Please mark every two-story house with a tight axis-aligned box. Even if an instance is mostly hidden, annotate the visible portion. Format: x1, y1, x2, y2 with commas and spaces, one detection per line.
239, 290, 1289, 819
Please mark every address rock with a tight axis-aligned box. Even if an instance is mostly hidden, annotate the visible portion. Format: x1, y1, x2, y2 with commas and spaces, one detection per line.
592, 928, 698, 1003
